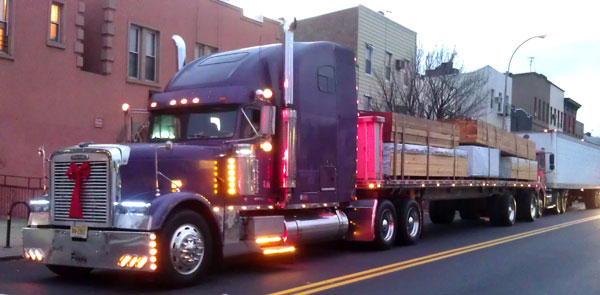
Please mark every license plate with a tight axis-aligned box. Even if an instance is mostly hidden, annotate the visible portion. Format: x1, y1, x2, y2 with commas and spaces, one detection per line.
70, 225, 88, 239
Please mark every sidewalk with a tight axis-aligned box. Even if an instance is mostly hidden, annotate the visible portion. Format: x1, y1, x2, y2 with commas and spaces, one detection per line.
0, 217, 26, 261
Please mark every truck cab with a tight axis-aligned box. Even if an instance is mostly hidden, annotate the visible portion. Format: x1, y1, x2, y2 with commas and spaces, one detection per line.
23, 26, 363, 285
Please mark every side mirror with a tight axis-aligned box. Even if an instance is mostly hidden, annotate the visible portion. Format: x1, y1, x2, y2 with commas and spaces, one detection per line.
549, 153, 555, 171
259, 105, 276, 136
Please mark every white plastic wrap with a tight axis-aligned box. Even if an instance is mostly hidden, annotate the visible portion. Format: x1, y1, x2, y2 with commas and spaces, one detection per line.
458, 146, 500, 177
499, 157, 519, 179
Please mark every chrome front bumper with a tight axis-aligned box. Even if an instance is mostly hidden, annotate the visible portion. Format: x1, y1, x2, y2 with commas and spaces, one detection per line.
22, 227, 155, 272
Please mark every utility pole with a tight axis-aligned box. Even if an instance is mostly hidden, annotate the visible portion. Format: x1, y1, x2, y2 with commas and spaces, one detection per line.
528, 57, 535, 72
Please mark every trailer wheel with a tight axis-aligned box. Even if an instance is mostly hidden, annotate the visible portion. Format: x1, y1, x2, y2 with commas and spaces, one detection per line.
458, 201, 480, 221
584, 190, 600, 209
536, 194, 543, 218
560, 194, 568, 213
159, 209, 213, 286
551, 192, 562, 215
429, 200, 455, 224
517, 191, 536, 222
490, 194, 516, 226
373, 200, 397, 250
396, 199, 421, 245
46, 265, 93, 278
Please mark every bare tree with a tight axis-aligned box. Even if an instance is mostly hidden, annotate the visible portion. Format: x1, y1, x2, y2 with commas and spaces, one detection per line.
373, 47, 488, 120
421, 47, 488, 120
372, 48, 425, 116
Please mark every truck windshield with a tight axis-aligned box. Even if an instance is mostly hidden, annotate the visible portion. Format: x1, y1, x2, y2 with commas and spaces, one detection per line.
150, 106, 238, 141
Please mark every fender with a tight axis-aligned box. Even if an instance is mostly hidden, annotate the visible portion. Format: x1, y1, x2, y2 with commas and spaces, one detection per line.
149, 192, 216, 231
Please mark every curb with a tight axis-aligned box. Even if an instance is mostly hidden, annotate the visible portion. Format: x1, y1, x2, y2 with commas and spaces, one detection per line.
0, 255, 23, 262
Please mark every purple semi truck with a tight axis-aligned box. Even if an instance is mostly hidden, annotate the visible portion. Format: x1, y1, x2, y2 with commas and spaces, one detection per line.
22, 23, 576, 285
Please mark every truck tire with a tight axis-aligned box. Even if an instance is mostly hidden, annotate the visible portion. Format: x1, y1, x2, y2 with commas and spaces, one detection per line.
536, 193, 543, 218
551, 192, 562, 215
159, 209, 213, 286
396, 199, 421, 245
490, 194, 516, 226
373, 200, 397, 250
429, 200, 455, 224
46, 265, 93, 278
560, 194, 568, 214
458, 201, 480, 221
584, 191, 600, 209
517, 191, 536, 222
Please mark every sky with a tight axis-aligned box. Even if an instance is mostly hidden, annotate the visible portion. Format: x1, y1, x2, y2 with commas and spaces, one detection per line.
227, 0, 600, 135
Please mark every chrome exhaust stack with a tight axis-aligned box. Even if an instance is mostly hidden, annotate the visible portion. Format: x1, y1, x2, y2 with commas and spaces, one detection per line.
171, 35, 186, 71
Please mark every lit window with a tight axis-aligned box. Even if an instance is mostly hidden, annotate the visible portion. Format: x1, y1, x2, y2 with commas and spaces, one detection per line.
0, 0, 9, 53
49, 3, 62, 43
195, 43, 218, 59
365, 44, 373, 75
128, 24, 159, 82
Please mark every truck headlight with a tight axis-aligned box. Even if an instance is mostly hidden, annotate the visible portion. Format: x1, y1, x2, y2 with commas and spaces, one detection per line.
29, 198, 50, 212
115, 201, 151, 215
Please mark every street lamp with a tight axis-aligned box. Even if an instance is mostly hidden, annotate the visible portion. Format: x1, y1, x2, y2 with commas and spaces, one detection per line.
502, 34, 546, 131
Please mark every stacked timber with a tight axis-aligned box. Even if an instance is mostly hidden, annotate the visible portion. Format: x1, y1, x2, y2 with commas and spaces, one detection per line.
443, 118, 536, 160
499, 157, 538, 181
383, 144, 468, 177
360, 111, 467, 178
442, 119, 538, 180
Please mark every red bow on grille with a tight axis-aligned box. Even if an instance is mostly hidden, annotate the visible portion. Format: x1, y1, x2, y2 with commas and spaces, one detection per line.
66, 162, 90, 218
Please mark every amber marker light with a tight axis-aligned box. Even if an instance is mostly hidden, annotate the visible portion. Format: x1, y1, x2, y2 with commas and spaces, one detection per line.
149, 241, 157, 248
150, 102, 157, 108
263, 246, 295, 255
180, 98, 188, 104
260, 141, 273, 152
192, 97, 200, 103
368, 183, 375, 189
149, 248, 158, 255
121, 103, 130, 112
227, 158, 236, 195
169, 99, 177, 106
256, 236, 282, 244
263, 88, 273, 99
171, 180, 183, 192
150, 264, 157, 271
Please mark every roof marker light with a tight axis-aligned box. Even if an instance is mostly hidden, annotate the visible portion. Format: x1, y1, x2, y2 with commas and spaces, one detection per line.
180, 98, 188, 104
150, 102, 157, 108
192, 97, 200, 103
169, 99, 177, 106
263, 88, 273, 99
121, 103, 130, 112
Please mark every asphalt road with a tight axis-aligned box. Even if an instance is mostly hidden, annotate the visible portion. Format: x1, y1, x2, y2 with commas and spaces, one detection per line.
2, 203, 600, 295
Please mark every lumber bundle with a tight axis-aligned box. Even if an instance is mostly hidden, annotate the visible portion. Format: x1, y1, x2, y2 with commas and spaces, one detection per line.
360, 111, 460, 148
499, 157, 538, 181
383, 144, 468, 178
442, 119, 536, 160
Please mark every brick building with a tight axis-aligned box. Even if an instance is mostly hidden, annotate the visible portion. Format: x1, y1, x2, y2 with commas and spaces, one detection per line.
0, 0, 280, 213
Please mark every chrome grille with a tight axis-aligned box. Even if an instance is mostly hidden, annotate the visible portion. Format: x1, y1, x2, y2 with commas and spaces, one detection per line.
52, 160, 110, 224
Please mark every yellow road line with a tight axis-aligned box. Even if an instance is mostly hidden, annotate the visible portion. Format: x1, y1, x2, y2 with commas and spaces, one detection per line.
270, 215, 600, 295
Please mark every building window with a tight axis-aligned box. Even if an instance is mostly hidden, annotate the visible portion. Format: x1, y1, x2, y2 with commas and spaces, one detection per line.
490, 89, 495, 109
364, 95, 372, 110
49, 2, 63, 43
365, 44, 373, 75
534, 97, 537, 119
195, 43, 218, 59
128, 24, 159, 83
0, 0, 9, 54
498, 92, 502, 112
385, 52, 392, 81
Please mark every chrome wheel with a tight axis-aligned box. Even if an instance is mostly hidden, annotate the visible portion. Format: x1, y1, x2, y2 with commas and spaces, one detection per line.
170, 224, 205, 275
381, 209, 395, 243
530, 198, 537, 219
508, 201, 516, 223
407, 207, 420, 238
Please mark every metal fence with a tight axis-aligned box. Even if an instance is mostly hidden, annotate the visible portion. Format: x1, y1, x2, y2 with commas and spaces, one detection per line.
0, 175, 44, 218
